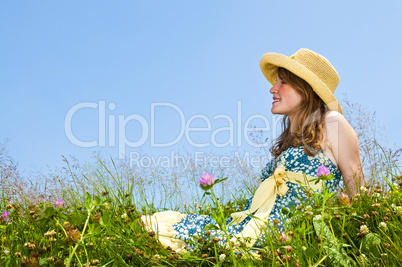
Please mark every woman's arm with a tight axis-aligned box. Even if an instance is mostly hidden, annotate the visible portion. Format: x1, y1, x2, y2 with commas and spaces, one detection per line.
325, 111, 365, 197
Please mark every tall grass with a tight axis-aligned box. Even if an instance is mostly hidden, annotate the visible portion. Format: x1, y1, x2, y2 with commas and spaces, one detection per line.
0, 97, 401, 266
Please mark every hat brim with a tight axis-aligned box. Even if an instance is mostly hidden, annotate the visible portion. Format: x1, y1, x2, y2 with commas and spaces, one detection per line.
260, 53, 343, 114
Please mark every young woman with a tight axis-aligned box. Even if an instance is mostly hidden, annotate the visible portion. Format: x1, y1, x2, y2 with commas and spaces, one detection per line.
141, 48, 365, 252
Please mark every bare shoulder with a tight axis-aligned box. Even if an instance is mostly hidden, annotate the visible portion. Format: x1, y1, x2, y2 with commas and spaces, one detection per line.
324, 111, 357, 139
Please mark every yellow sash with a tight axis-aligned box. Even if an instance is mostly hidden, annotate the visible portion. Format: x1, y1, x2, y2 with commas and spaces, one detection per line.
229, 165, 323, 247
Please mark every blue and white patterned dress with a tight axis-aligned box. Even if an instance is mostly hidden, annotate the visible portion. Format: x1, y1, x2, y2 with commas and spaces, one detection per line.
171, 146, 342, 248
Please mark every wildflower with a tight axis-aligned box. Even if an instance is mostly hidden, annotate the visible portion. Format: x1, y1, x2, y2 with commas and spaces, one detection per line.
372, 203, 381, 208
373, 192, 381, 198
360, 186, 367, 193
395, 206, 402, 216
314, 214, 322, 220
0, 211, 9, 222
393, 183, 399, 189
219, 253, 226, 262
379, 222, 387, 230
199, 172, 216, 190
154, 254, 160, 260
54, 199, 65, 209
67, 229, 81, 243
360, 225, 370, 235
338, 192, 350, 206
148, 231, 155, 237
363, 214, 370, 219
279, 232, 290, 244
44, 230, 56, 238
273, 218, 280, 225
316, 166, 330, 177
121, 213, 127, 219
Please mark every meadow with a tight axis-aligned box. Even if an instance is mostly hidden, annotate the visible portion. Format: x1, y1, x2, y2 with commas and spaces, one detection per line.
0, 98, 401, 266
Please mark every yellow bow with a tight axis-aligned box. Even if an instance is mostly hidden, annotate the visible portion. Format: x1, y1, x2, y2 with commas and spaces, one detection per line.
229, 165, 323, 247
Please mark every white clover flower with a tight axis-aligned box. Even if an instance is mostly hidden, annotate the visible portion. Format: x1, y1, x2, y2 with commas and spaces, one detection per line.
219, 253, 226, 262
44, 229, 57, 238
305, 205, 312, 211
379, 222, 387, 230
374, 192, 381, 198
360, 225, 369, 234
154, 254, 160, 260
360, 186, 367, 192
393, 183, 399, 189
121, 213, 127, 219
314, 214, 322, 220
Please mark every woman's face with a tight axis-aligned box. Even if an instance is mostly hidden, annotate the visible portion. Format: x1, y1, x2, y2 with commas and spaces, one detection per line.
269, 74, 304, 119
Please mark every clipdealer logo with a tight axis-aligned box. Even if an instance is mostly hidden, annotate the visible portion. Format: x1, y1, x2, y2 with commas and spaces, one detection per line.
64, 100, 282, 161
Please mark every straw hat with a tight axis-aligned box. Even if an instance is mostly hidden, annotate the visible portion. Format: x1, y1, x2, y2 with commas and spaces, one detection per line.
260, 48, 343, 114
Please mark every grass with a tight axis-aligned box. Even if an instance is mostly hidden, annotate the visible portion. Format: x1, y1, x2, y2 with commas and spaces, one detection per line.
0, 98, 401, 266
0, 148, 401, 266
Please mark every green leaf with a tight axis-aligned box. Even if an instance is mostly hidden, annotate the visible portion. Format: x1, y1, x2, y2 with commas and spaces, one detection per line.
70, 213, 87, 226
214, 177, 228, 185
44, 207, 55, 217
305, 247, 317, 258
362, 233, 381, 257
94, 195, 101, 206
37, 218, 50, 230
289, 205, 296, 213
100, 211, 111, 226
39, 258, 47, 265
203, 224, 220, 231
85, 192, 92, 209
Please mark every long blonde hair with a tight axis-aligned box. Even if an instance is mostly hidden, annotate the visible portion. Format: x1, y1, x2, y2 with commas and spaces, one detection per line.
270, 67, 329, 158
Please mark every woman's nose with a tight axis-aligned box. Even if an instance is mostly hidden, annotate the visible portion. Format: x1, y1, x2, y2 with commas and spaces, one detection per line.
270, 83, 279, 94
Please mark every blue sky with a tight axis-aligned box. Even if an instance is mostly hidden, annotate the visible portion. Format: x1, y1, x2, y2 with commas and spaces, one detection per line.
1, 1, 401, 172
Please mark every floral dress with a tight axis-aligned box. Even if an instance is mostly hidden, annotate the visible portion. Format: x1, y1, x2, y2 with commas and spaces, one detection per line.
171, 146, 341, 247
